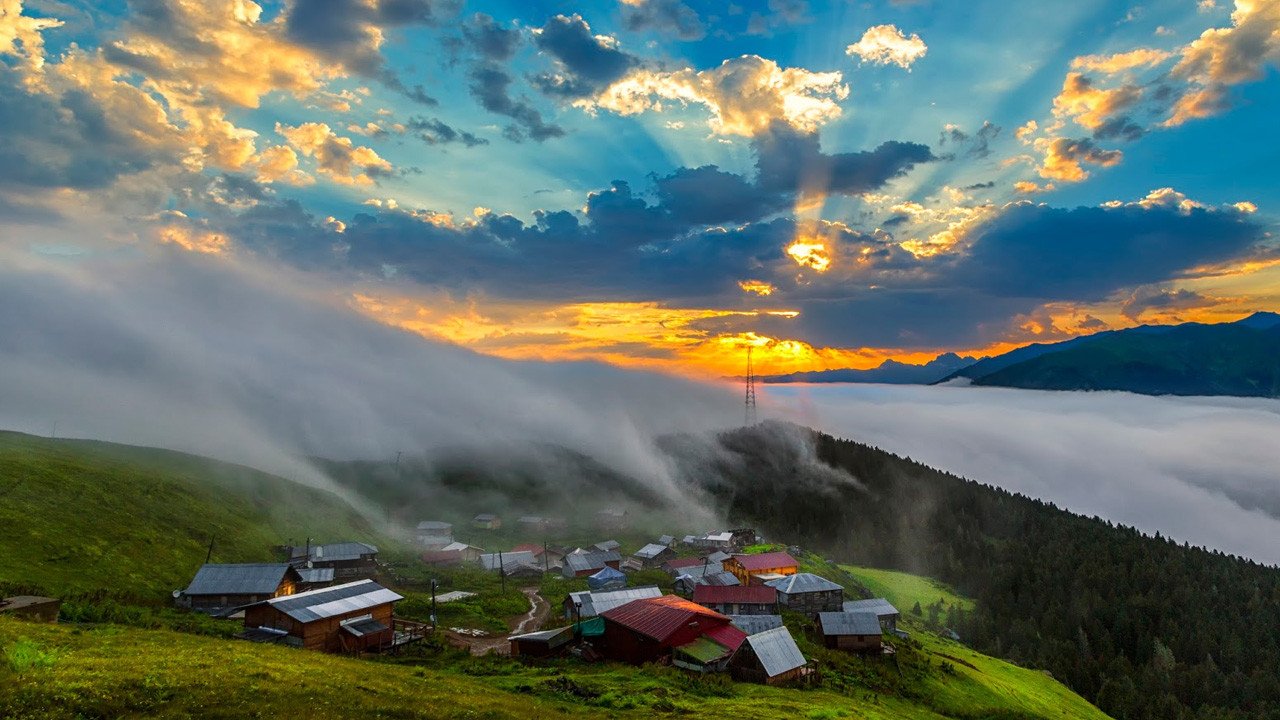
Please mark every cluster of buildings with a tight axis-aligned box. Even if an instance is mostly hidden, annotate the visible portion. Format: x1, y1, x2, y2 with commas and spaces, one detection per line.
172, 540, 427, 654
508, 539, 903, 685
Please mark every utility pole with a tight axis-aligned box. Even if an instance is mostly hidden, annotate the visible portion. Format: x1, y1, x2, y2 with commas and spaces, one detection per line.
205, 536, 216, 563
394, 451, 402, 470
745, 346, 758, 426
430, 578, 438, 633
498, 551, 506, 594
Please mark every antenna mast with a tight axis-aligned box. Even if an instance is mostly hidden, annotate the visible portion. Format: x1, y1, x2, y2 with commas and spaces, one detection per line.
744, 346, 757, 426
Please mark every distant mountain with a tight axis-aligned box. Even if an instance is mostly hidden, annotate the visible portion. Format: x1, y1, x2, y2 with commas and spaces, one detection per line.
952, 311, 1280, 397
761, 352, 978, 384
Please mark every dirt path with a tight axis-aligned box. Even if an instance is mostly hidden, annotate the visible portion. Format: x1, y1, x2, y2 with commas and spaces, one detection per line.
445, 587, 550, 656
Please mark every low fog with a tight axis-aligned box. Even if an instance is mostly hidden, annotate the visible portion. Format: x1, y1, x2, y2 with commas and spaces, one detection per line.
0, 244, 736, 512
767, 383, 1280, 565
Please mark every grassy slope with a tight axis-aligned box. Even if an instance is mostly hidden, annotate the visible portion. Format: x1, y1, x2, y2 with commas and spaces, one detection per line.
843, 565, 1104, 720
0, 432, 1110, 719
0, 431, 381, 598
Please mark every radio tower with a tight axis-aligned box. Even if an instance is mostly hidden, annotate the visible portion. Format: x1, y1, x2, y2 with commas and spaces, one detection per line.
744, 346, 758, 426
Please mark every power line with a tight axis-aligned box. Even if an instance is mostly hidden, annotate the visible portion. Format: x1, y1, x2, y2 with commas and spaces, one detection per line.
745, 346, 757, 426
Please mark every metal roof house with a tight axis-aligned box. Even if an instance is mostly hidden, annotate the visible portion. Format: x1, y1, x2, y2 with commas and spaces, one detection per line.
817, 611, 883, 653
239, 580, 425, 653
562, 549, 622, 578
594, 540, 621, 552
673, 569, 739, 597
472, 513, 502, 529
509, 625, 575, 658
415, 520, 453, 549
599, 595, 746, 670
564, 586, 663, 619
296, 567, 335, 590
479, 551, 538, 571
692, 584, 778, 615
178, 563, 303, 615
285, 542, 379, 582
729, 626, 808, 685
843, 598, 901, 633
0, 596, 61, 623
766, 572, 845, 615
633, 543, 676, 568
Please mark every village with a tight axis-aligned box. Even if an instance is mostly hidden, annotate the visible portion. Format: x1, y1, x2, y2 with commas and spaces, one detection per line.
34, 508, 916, 689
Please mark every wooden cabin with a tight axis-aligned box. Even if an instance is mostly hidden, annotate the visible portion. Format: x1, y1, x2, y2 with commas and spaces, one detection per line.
729, 626, 808, 685
633, 543, 676, 568
723, 552, 799, 586
766, 573, 845, 615
509, 625, 574, 658
240, 580, 408, 653
415, 520, 453, 549
564, 586, 663, 620
843, 598, 901, 634
179, 563, 302, 615
817, 611, 883, 653
562, 549, 622, 578
692, 584, 778, 615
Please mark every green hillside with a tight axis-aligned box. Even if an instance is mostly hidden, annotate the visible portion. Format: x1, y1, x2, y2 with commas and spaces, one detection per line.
0, 431, 1111, 719
0, 431, 383, 599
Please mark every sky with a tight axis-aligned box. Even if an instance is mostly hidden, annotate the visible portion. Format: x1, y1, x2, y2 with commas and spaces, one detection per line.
1, 0, 1279, 379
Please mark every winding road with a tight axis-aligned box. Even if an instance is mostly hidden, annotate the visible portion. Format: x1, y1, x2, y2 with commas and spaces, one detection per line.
446, 587, 551, 656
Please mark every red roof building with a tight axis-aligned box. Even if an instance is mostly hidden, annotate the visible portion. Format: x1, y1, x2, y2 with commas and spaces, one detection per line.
692, 584, 778, 615
600, 595, 743, 667
723, 552, 799, 585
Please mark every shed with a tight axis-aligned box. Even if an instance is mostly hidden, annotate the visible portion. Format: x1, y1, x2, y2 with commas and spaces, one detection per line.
728, 614, 784, 635
296, 567, 336, 590
766, 573, 844, 615
723, 552, 799, 585
594, 540, 621, 552
657, 535, 675, 547
0, 596, 60, 623
564, 586, 662, 619
730, 626, 807, 685
509, 625, 574, 658
180, 563, 303, 615
415, 521, 453, 548
817, 611, 883, 653
240, 580, 408, 653
692, 584, 778, 615
843, 598, 901, 633
588, 565, 628, 591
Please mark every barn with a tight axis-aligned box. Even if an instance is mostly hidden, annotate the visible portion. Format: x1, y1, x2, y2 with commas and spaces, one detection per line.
817, 611, 883, 653
179, 563, 302, 615
240, 580, 413, 653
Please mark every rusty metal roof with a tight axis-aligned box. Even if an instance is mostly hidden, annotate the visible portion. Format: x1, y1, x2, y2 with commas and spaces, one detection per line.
729, 552, 798, 571
601, 595, 730, 643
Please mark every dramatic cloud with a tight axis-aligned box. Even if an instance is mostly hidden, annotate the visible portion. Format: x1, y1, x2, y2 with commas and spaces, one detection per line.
846, 24, 928, 69
1166, 0, 1280, 125
276, 122, 393, 186
579, 55, 849, 136
769, 383, 1280, 564
532, 14, 638, 99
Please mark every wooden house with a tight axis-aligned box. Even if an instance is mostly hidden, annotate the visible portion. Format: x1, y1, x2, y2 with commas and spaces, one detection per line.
422, 542, 484, 566
843, 598, 901, 634
690, 532, 735, 552
286, 542, 379, 582
817, 611, 883, 653
728, 614, 784, 635
240, 580, 415, 653
729, 626, 808, 685
723, 552, 799, 586
179, 563, 302, 615
479, 550, 538, 572
0, 596, 60, 623
596, 508, 628, 530
415, 521, 453, 549
728, 528, 759, 550
692, 584, 778, 615
296, 567, 335, 591
599, 595, 745, 670
766, 573, 844, 615
473, 513, 502, 530
633, 543, 676, 568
